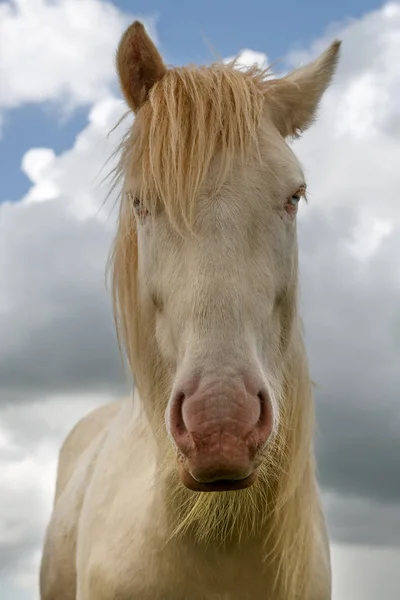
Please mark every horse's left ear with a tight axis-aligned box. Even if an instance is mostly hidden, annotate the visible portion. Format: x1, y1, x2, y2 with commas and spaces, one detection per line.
266, 41, 341, 137
116, 21, 166, 112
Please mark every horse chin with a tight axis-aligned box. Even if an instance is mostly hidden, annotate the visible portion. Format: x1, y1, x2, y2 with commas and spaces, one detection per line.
177, 461, 258, 492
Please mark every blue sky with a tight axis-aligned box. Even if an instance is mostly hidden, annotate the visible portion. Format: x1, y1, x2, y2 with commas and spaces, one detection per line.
1, 0, 382, 203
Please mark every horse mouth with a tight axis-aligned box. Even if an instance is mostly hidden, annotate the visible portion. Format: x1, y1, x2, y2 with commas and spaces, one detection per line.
178, 462, 258, 492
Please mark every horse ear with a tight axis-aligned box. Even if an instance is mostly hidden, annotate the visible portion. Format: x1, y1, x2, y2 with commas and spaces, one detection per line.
116, 21, 166, 112
266, 41, 341, 137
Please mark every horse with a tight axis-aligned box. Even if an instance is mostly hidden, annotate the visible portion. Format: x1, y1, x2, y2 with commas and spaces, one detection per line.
39, 21, 341, 600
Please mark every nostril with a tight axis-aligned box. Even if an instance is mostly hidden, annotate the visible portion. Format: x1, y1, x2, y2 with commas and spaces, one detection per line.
171, 391, 187, 436
257, 390, 265, 423
256, 389, 272, 432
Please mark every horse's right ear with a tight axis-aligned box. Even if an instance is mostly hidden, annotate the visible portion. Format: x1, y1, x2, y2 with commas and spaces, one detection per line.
116, 21, 166, 113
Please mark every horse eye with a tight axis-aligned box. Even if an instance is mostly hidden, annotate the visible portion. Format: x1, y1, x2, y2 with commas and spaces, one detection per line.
126, 190, 139, 205
289, 194, 301, 206
126, 190, 149, 220
285, 195, 300, 215
285, 186, 306, 215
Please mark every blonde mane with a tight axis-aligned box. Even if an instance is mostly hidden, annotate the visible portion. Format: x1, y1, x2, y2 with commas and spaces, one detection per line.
109, 61, 318, 600
115, 62, 273, 227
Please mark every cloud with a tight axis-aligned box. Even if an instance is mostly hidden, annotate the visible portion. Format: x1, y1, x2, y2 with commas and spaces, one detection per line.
0, 394, 109, 596
326, 492, 400, 548
297, 205, 400, 508
331, 542, 400, 600
224, 48, 269, 69
0, 0, 157, 115
1, 2, 400, 599
0, 429, 55, 581
287, 4, 400, 530
0, 97, 132, 407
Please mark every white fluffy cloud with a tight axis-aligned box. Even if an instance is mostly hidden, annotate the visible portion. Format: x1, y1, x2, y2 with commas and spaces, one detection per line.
331, 542, 400, 600
20, 96, 130, 216
0, 95, 129, 409
0, 394, 113, 597
1, 2, 400, 599
224, 48, 269, 69
0, 0, 157, 115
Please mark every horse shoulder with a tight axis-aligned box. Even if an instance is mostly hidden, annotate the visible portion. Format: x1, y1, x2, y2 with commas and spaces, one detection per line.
54, 400, 122, 500
74, 407, 160, 599
40, 400, 123, 600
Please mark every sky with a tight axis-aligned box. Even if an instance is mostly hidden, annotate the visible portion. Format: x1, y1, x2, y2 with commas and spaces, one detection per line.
1, 1, 400, 599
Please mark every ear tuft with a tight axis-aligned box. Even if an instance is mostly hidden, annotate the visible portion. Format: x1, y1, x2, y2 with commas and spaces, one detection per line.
266, 40, 341, 138
116, 21, 166, 112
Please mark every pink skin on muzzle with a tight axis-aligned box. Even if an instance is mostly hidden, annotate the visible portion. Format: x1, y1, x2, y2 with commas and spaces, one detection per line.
168, 374, 274, 492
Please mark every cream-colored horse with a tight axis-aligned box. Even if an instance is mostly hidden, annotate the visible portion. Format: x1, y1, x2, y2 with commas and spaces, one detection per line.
40, 21, 341, 600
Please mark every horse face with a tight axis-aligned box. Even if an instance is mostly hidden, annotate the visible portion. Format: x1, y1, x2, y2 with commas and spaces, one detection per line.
132, 132, 305, 490
115, 22, 340, 491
